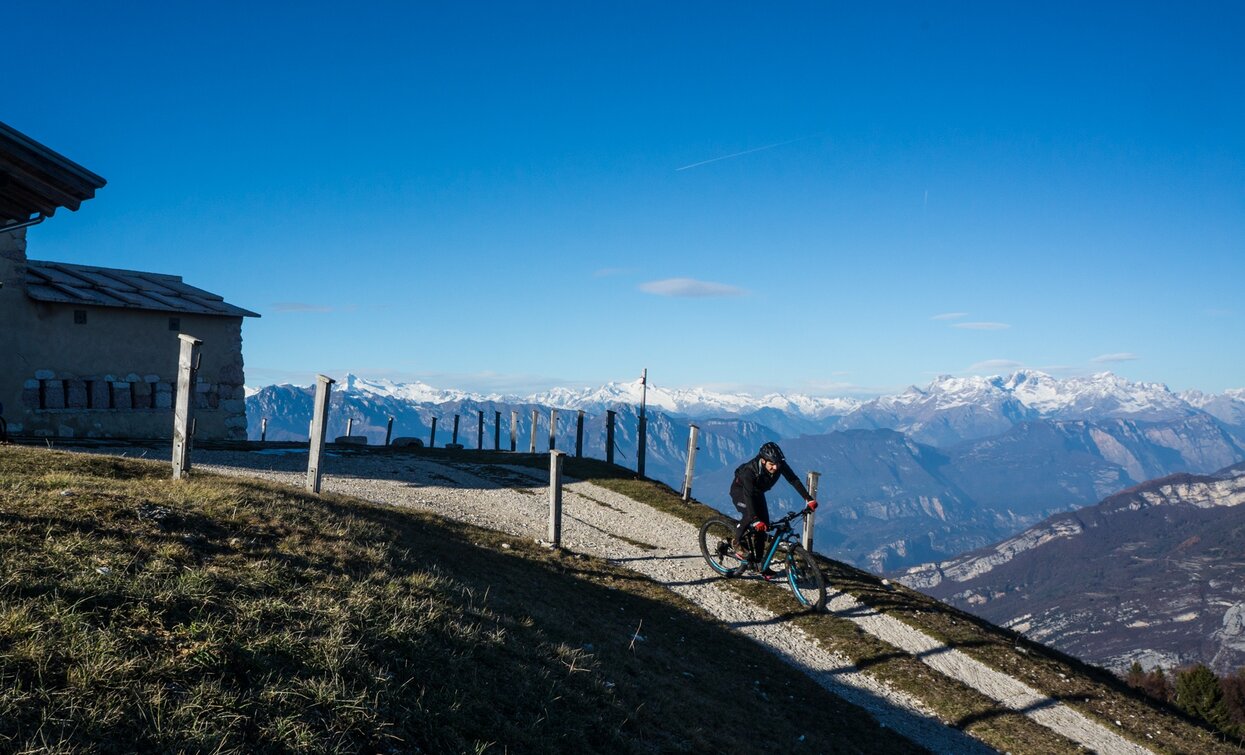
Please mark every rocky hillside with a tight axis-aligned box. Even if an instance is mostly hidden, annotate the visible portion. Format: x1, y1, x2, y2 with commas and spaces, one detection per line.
897, 463, 1245, 675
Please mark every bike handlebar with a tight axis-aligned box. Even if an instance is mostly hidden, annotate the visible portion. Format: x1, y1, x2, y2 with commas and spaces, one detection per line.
769, 506, 813, 531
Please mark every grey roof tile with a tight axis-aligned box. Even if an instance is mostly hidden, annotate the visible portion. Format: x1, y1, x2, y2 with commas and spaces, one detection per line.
25, 260, 260, 318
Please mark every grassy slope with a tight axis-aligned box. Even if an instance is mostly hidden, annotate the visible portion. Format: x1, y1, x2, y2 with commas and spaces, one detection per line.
0, 445, 918, 754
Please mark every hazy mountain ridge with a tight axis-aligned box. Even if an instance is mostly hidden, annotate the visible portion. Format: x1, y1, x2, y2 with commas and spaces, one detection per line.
896, 465, 1245, 675
246, 371, 1245, 573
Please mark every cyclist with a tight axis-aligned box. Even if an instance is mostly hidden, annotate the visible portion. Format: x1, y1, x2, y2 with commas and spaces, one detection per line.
730, 442, 817, 573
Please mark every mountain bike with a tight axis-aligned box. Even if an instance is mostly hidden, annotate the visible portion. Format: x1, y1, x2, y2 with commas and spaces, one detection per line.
698, 507, 826, 611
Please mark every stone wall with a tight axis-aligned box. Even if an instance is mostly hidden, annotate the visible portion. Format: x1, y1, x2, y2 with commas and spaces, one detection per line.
1, 229, 250, 440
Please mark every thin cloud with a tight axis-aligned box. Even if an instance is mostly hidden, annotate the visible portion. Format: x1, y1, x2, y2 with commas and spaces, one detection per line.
676, 135, 816, 171
639, 278, 748, 298
272, 302, 335, 313
953, 322, 1011, 331
1092, 352, 1140, 363
932, 312, 968, 321
967, 359, 1025, 373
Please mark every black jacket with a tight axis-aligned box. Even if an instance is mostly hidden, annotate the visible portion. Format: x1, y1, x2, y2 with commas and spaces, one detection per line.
730, 454, 812, 503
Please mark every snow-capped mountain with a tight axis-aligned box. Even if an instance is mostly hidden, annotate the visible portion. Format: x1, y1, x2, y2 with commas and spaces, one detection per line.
265, 374, 863, 420
837, 371, 1220, 446
335, 374, 506, 405
1004, 371, 1195, 420
527, 380, 859, 419
249, 371, 1239, 433
1180, 387, 1245, 427
246, 370, 1245, 572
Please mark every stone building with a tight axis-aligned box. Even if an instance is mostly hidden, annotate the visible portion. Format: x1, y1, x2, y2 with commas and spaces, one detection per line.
1, 121, 258, 441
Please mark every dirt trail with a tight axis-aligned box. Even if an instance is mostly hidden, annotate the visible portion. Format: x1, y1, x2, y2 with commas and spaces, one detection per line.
192, 450, 1153, 755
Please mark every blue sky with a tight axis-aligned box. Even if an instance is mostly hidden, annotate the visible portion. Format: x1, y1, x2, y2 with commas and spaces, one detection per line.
8, 2, 1243, 396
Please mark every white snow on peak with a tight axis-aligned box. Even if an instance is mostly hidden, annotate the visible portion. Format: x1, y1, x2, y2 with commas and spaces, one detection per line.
1182, 387, 1245, 407
337, 373, 505, 404
1008, 371, 1186, 416
867, 370, 1199, 420
877, 375, 1011, 412
257, 371, 1237, 422
528, 379, 859, 417
306, 375, 861, 418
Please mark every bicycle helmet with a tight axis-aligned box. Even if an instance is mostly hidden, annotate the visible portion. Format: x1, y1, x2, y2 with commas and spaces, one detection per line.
759, 442, 785, 464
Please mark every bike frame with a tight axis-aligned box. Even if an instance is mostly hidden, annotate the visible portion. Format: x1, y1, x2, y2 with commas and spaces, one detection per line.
747, 509, 804, 572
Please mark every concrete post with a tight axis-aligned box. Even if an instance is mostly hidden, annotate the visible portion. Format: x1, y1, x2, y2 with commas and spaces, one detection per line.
451, 414, 460, 446
575, 410, 584, 457
637, 368, 648, 476
260, 417, 267, 443
477, 410, 484, 450
803, 471, 821, 552
494, 410, 502, 450
529, 409, 538, 453
681, 424, 700, 502
385, 417, 394, 446
306, 374, 335, 493
549, 408, 558, 451
171, 334, 202, 480
548, 450, 565, 547
510, 410, 518, 452
429, 417, 437, 448
606, 410, 616, 465
637, 414, 647, 477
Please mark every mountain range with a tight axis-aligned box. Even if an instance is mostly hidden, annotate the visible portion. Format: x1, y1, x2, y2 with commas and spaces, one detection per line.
246, 371, 1245, 571
897, 461, 1245, 676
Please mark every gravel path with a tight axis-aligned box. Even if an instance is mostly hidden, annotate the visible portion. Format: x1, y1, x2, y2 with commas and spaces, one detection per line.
189, 449, 1153, 755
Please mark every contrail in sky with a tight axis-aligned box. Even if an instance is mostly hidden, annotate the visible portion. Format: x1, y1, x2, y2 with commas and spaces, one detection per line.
675, 135, 816, 171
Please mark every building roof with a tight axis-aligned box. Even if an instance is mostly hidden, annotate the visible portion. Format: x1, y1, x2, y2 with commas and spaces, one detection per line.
0, 121, 107, 223
25, 260, 260, 318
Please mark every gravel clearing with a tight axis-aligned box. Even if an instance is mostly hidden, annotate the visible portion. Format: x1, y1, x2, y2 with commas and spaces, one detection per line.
186, 449, 1152, 755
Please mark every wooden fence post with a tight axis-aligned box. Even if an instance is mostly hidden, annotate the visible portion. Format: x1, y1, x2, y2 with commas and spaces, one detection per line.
510, 410, 518, 452
429, 417, 437, 448
575, 410, 584, 457
548, 450, 565, 547
260, 417, 267, 443
803, 471, 821, 552
171, 334, 202, 480
345, 417, 353, 437
494, 410, 502, 450
606, 410, 616, 465
451, 414, 460, 446
477, 410, 484, 450
529, 409, 538, 453
681, 424, 700, 501
306, 374, 335, 493
385, 416, 394, 446
549, 409, 558, 451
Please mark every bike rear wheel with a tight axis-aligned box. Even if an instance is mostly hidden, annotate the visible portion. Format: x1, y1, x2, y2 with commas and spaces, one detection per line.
786, 545, 827, 611
699, 516, 745, 577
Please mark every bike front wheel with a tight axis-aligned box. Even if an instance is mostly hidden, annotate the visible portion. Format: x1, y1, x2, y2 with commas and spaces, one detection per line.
786, 545, 827, 611
699, 516, 745, 577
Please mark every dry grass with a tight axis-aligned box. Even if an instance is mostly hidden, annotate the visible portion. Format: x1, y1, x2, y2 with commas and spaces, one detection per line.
0, 445, 915, 754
